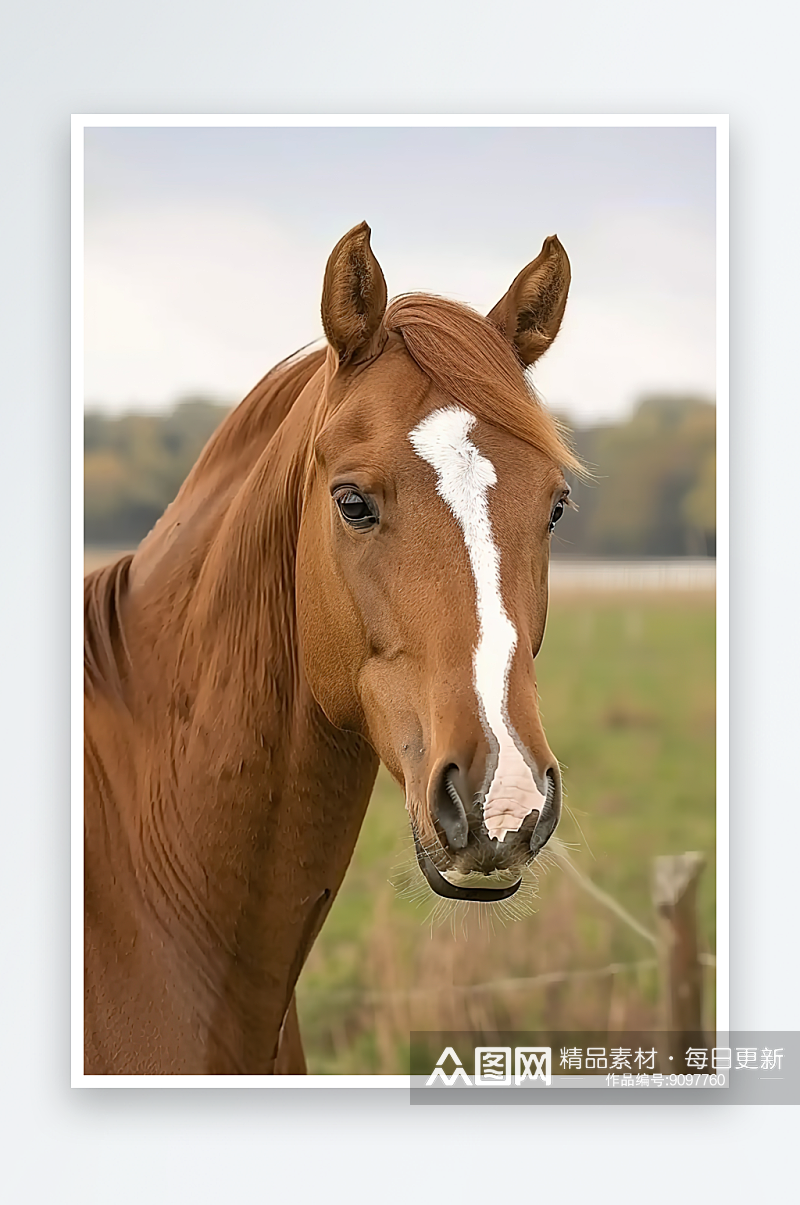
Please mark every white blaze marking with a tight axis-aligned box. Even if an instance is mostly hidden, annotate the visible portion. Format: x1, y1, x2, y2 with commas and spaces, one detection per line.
409, 406, 547, 842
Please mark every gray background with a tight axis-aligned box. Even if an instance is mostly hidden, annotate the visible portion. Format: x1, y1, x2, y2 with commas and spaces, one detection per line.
2, 1, 797, 1201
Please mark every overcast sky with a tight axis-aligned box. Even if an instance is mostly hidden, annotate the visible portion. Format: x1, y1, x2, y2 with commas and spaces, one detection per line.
83, 125, 716, 425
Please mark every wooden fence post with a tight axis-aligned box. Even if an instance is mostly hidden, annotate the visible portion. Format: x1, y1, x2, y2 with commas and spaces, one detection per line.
652, 852, 706, 1072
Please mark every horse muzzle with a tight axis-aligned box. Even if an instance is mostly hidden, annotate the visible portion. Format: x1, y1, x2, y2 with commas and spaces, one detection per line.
413, 764, 562, 902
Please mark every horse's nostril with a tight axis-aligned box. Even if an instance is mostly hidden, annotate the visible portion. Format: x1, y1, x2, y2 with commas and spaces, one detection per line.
433, 765, 469, 851
530, 770, 560, 855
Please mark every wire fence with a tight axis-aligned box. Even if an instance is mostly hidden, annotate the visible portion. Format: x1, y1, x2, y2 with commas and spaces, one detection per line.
305, 846, 714, 1007
549, 558, 716, 593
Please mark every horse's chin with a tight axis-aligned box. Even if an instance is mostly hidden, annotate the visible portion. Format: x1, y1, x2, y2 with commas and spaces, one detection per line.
412, 829, 522, 902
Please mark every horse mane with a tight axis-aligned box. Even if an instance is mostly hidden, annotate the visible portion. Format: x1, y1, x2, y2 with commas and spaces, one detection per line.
384, 293, 583, 476
84, 554, 134, 701
180, 344, 328, 491
83, 346, 328, 704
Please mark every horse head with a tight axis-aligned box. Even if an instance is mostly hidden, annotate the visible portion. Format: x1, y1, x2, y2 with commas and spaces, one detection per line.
296, 223, 579, 903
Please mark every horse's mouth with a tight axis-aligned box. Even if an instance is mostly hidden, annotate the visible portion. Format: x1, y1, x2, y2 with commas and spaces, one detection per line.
412, 829, 523, 902
411, 771, 560, 902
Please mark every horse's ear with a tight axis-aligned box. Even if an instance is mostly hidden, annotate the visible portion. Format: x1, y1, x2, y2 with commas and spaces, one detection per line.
321, 222, 388, 365
487, 235, 571, 367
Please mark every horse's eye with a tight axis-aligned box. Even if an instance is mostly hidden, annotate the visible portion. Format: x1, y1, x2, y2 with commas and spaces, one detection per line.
548, 500, 565, 533
334, 488, 378, 530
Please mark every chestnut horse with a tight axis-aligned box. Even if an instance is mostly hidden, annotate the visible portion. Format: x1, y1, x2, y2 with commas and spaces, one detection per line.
84, 223, 580, 1074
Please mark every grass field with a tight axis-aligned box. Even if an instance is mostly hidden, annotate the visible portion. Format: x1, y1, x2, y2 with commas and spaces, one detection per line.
296, 593, 716, 1074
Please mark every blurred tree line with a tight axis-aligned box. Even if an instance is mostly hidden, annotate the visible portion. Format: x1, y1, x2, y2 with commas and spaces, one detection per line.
84, 393, 715, 557
562, 395, 716, 557
84, 399, 227, 546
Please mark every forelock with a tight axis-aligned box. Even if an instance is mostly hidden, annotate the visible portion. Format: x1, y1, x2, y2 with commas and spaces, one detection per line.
384, 293, 584, 477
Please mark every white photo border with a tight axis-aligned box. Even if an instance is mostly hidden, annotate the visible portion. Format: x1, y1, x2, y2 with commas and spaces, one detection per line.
72, 113, 728, 1088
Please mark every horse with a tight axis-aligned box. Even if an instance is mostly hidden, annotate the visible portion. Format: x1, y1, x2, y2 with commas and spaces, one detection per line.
83, 222, 581, 1074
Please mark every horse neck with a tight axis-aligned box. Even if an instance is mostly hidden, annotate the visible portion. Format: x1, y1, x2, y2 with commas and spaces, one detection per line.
117, 369, 378, 1054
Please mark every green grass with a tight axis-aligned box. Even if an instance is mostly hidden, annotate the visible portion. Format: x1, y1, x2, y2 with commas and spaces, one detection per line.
296, 595, 716, 1073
